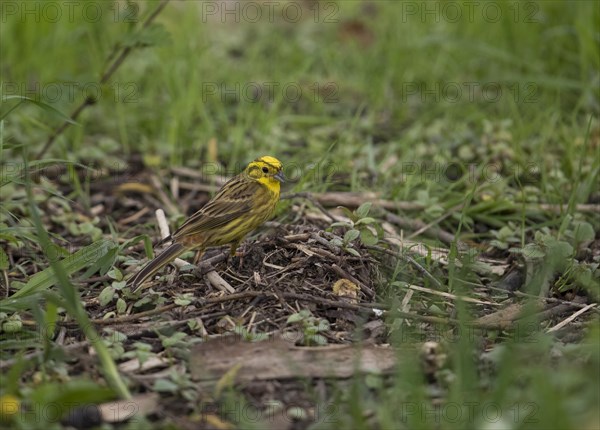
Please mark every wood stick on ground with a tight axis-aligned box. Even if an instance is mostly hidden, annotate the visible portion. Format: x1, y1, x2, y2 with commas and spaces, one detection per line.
205, 271, 235, 293
155, 209, 187, 269
546, 303, 598, 333
404, 284, 499, 306
150, 176, 180, 217
398, 289, 414, 327
536, 296, 588, 322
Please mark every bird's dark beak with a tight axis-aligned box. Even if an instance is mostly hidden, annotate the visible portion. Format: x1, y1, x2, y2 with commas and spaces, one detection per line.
274, 171, 286, 183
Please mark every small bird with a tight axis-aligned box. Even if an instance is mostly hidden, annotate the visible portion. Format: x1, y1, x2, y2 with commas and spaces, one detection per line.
127, 155, 285, 291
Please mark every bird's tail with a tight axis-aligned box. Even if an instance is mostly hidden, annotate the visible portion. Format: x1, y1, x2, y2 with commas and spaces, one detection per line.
127, 242, 186, 291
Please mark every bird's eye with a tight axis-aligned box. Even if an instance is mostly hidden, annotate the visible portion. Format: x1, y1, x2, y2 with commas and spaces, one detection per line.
262, 167, 269, 173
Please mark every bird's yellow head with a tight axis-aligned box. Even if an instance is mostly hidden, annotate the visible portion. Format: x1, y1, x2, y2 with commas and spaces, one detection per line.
245, 156, 285, 193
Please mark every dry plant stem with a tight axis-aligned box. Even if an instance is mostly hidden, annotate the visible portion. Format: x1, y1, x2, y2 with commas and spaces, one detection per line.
118, 207, 151, 225
537, 296, 588, 321
398, 289, 414, 327
155, 209, 187, 268
546, 303, 598, 333
205, 271, 236, 293
405, 284, 499, 306
36, 0, 171, 159
150, 175, 179, 216
92, 304, 178, 325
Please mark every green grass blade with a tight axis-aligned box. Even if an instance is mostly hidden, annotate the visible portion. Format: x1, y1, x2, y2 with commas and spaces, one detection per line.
6, 240, 114, 299
21, 159, 131, 399
1, 95, 79, 124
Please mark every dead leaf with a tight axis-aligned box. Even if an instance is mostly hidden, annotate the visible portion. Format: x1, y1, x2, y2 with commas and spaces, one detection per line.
332, 279, 359, 303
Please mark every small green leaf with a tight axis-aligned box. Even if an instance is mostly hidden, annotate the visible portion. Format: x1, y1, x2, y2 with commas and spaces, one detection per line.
112, 281, 127, 291
99, 286, 116, 306
359, 228, 379, 246
316, 319, 330, 331
305, 326, 318, 335
162, 332, 187, 348
545, 239, 573, 271
345, 247, 361, 257
520, 244, 546, 260
330, 221, 353, 229
355, 217, 377, 226
330, 238, 344, 247
2, 318, 22, 333
103, 328, 127, 343
116, 298, 127, 314
107, 269, 123, 281
134, 295, 153, 307
153, 378, 179, 393
344, 229, 360, 243
337, 206, 357, 222
310, 334, 328, 346
490, 240, 509, 250
174, 296, 192, 306
355, 202, 372, 218
573, 221, 595, 243
287, 313, 305, 324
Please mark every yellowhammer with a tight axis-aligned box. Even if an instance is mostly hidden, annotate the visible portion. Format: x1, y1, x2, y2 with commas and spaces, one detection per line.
127, 155, 284, 290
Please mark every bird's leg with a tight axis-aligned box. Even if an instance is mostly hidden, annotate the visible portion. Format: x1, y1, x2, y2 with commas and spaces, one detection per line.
229, 240, 241, 257
193, 249, 205, 265
229, 240, 246, 268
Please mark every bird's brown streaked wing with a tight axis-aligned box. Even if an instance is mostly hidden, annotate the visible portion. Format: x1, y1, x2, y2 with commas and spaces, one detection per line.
171, 178, 260, 240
